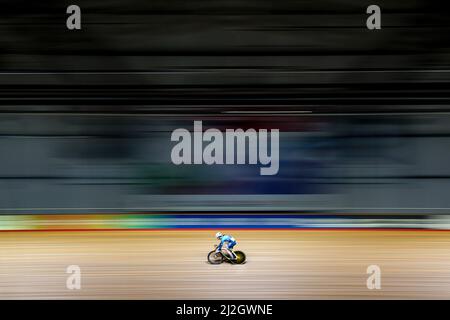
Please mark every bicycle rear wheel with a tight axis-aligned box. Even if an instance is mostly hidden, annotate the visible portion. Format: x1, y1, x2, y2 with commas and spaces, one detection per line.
207, 250, 224, 264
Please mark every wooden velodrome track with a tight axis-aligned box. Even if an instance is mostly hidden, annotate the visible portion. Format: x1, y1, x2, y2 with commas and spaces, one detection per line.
1, 229, 450, 299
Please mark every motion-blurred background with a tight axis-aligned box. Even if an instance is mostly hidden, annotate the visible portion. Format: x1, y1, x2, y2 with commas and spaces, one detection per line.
1, 0, 450, 299
1, 0, 450, 215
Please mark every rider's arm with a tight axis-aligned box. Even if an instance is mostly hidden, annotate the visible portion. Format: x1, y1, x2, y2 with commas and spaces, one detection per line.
216, 238, 225, 251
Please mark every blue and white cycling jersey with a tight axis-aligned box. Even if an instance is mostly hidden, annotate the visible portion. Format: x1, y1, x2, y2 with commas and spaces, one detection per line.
217, 235, 237, 251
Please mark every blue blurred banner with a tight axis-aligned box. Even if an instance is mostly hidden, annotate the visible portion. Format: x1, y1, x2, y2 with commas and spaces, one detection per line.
0, 213, 446, 231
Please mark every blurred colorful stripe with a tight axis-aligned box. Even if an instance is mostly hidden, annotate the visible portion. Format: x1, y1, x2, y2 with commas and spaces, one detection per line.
0, 214, 169, 230
0, 214, 442, 230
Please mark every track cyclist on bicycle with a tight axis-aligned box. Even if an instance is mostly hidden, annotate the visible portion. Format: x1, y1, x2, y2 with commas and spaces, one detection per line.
215, 232, 237, 260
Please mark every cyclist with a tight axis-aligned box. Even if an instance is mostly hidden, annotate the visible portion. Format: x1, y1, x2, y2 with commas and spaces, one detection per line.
215, 232, 237, 260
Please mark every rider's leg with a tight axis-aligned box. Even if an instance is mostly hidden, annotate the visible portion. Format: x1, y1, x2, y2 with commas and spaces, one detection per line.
227, 242, 237, 260
222, 248, 233, 259
223, 248, 236, 260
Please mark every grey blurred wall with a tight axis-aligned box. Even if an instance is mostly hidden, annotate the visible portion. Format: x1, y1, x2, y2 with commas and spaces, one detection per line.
0, 114, 449, 214
0, 0, 450, 213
